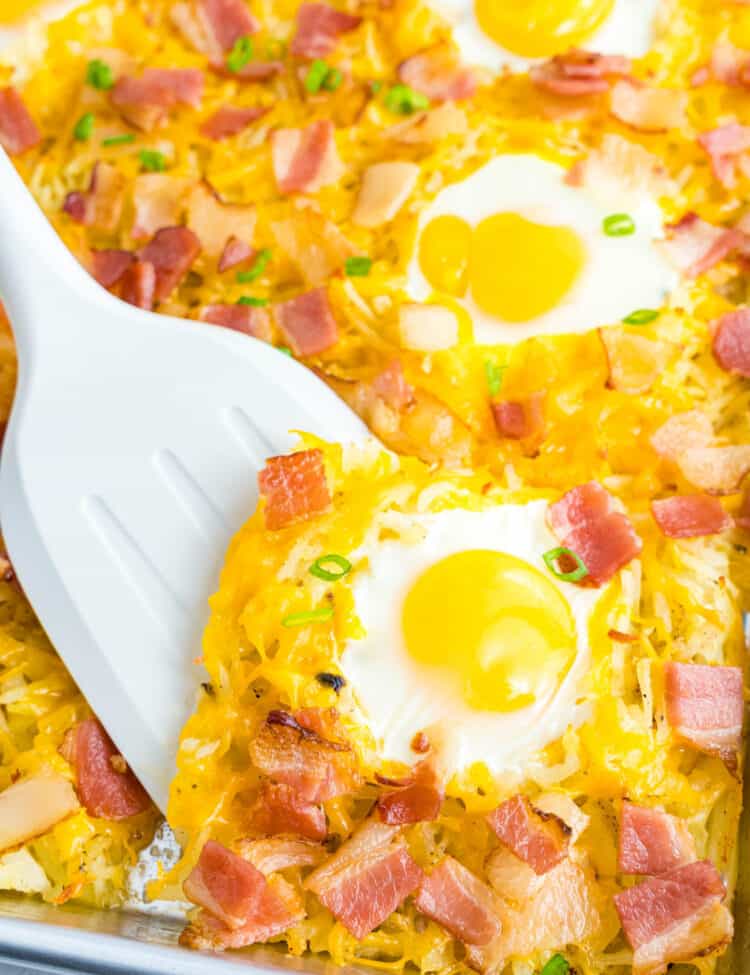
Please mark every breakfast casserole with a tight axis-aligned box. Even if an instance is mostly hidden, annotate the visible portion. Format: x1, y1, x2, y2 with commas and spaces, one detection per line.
0, 0, 749, 973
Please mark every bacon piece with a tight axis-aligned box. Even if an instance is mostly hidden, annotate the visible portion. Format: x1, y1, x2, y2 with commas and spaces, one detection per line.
385, 102, 468, 144
119, 260, 156, 311
180, 884, 303, 951
698, 122, 750, 188
664, 662, 743, 766
239, 836, 325, 874
249, 708, 357, 798
131, 174, 192, 241
200, 104, 267, 140
249, 782, 327, 841
90, 249, 134, 289
352, 161, 419, 228
305, 820, 423, 939
547, 481, 642, 586
415, 856, 500, 946
200, 0, 259, 50
274, 288, 338, 356
218, 236, 254, 271
600, 327, 668, 395
186, 182, 255, 259
651, 495, 730, 539
199, 303, 271, 341
110, 69, 204, 130
271, 120, 344, 194
290, 3, 361, 59
0, 87, 41, 156
712, 307, 750, 377
62, 162, 125, 233
270, 210, 355, 286
184, 840, 282, 929
372, 359, 415, 411
487, 795, 569, 875
142, 67, 204, 107
61, 718, 150, 820
212, 59, 284, 82
618, 802, 695, 876
614, 861, 732, 974
659, 213, 744, 278
651, 410, 713, 460
492, 394, 545, 441
530, 50, 630, 96
398, 45, 477, 102
677, 445, 750, 495
138, 226, 201, 301
696, 37, 750, 87
610, 79, 688, 132
257, 449, 332, 530
377, 763, 442, 825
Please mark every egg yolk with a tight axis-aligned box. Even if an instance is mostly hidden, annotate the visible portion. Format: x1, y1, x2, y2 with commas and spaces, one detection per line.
418, 215, 472, 296
473, 0, 615, 57
402, 550, 577, 712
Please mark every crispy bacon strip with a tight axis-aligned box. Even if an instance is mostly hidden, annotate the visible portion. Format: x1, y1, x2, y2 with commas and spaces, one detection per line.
187, 182, 256, 260
659, 213, 744, 278
110, 68, 204, 130
239, 836, 325, 874
415, 856, 500, 946
138, 226, 201, 302
651, 495, 731, 539
184, 840, 279, 930
530, 50, 630, 96
618, 802, 695, 876
249, 782, 327, 842
371, 360, 415, 411
199, 303, 271, 340
172, 0, 259, 59
90, 249, 134, 290
305, 821, 423, 939
274, 288, 338, 356
376, 763, 443, 825
398, 46, 477, 102
712, 308, 750, 378
0, 87, 41, 156
487, 795, 569, 875
664, 663, 743, 767
201, 104, 267, 140
290, 3, 361, 58
118, 260, 156, 311
271, 120, 344, 194
698, 122, 750, 188
492, 393, 545, 441
257, 449, 332, 530
63, 162, 126, 233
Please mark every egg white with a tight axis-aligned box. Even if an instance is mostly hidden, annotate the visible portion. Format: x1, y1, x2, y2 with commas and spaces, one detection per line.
340, 501, 610, 781
427, 0, 661, 72
405, 153, 676, 346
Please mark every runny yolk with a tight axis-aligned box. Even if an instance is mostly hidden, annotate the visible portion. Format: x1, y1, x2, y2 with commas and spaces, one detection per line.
418, 214, 472, 296
473, 0, 616, 58
469, 212, 585, 323
401, 550, 577, 713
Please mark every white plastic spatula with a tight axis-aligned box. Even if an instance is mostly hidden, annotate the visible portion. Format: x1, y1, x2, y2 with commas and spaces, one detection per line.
0, 149, 369, 812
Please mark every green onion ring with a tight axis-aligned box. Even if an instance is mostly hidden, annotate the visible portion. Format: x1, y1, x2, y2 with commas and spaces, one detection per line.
282, 606, 334, 627
309, 554, 352, 581
542, 547, 589, 583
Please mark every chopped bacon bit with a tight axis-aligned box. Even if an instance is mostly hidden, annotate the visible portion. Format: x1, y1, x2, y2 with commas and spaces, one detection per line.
199, 303, 271, 341
659, 213, 744, 278
186, 182, 256, 259
62, 162, 125, 233
290, 3, 361, 59
131, 174, 192, 241
110, 69, 204, 130
142, 67, 204, 107
618, 802, 695, 876
138, 226, 201, 302
487, 795, 569, 876
352, 161, 419, 228
415, 856, 500, 946
664, 662, 743, 767
274, 287, 338, 356
305, 820, 423, 939
398, 45, 477, 102
651, 410, 714, 460
212, 59, 284, 82
492, 393, 545, 441
200, 0, 259, 50
184, 840, 278, 930
372, 359, 415, 411
651, 495, 731, 539
547, 481, 642, 587
698, 122, 750, 188
239, 836, 325, 874
600, 327, 668, 396
377, 763, 443, 825
119, 260, 157, 311
677, 445, 750, 495
200, 104, 267, 140
271, 120, 344, 194
218, 236, 255, 272
258, 449, 332, 530
90, 249, 134, 289
180, 884, 303, 951
249, 782, 327, 841
385, 102, 468, 144
711, 307, 750, 377
610, 79, 688, 132
530, 50, 630, 96
293, 706, 342, 739
614, 861, 732, 973
61, 718, 150, 820
0, 87, 41, 156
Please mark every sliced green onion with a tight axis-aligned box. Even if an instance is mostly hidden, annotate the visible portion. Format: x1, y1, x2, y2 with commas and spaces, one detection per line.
539, 955, 569, 975
139, 149, 166, 172
237, 295, 268, 307
484, 359, 505, 397
278, 345, 293, 356
227, 35, 254, 73
86, 58, 114, 90
305, 59, 331, 93
322, 67, 343, 91
345, 255, 372, 277
623, 308, 660, 326
282, 606, 335, 627
542, 547, 589, 583
384, 83, 429, 114
102, 133, 136, 147
74, 112, 95, 141
310, 554, 352, 581
603, 213, 635, 237
236, 248, 272, 283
